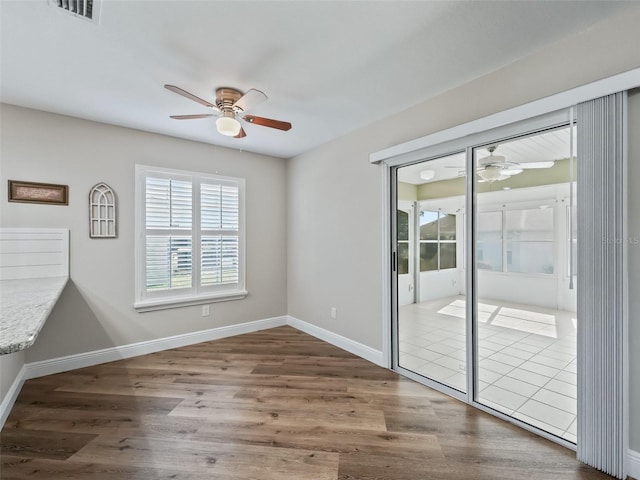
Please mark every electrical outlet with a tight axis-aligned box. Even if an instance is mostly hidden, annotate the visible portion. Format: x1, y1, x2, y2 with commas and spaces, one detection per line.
202, 305, 210, 317
330, 307, 337, 319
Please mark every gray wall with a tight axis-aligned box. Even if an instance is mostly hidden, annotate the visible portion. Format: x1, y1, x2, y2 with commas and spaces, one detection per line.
0, 105, 287, 396
286, 4, 640, 448
628, 89, 640, 452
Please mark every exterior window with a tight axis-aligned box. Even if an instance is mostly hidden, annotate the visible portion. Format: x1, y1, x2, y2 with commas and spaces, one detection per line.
135, 165, 246, 311
477, 208, 554, 275
419, 210, 457, 271
477, 211, 503, 271
505, 208, 554, 274
397, 210, 410, 275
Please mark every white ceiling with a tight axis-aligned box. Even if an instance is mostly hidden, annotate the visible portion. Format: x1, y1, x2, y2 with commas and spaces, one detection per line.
0, 1, 631, 159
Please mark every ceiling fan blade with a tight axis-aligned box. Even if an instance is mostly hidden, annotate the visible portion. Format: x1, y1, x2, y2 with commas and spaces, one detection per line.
243, 115, 292, 131
170, 114, 216, 120
234, 89, 268, 112
164, 84, 219, 111
234, 127, 247, 139
519, 161, 555, 169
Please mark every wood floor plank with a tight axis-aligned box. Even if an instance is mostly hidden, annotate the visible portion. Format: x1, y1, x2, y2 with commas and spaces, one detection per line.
251, 362, 398, 380
0, 429, 98, 460
0, 326, 613, 480
3, 407, 203, 438
169, 397, 387, 431
54, 379, 241, 400
193, 422, 444, 457
12, 390, 182, 415
174, 373, 349, 392
70, 435, 339, 479
0, 455, 213, 480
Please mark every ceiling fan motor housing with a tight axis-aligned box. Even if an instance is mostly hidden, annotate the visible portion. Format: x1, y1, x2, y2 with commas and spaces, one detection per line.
215, 87, 244, 113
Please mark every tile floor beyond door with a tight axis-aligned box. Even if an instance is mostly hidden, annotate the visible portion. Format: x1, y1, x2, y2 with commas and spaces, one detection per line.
398, 296, 577, 443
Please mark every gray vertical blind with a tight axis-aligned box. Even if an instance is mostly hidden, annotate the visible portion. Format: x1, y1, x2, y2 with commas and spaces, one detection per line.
577, 92, 626, 478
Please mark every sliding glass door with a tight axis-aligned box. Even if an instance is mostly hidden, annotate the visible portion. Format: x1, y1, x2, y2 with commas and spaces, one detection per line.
393, 120, 578, 443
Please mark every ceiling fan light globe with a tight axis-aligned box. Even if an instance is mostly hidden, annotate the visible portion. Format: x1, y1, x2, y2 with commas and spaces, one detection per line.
478, 165, 503, 182
419, 169, 436, 181
216, 116, 242, 137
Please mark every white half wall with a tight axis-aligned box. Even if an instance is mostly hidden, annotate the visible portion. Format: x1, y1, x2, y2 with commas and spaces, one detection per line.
477, 271, 557, 309
419, 269, 461, 302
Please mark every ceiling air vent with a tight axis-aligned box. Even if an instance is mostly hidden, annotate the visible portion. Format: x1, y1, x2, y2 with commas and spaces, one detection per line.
52, 0, 100, 22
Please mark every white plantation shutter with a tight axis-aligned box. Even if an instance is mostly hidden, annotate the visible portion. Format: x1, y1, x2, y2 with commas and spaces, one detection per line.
200, 181, 240, 286
135, 166, 246, 310
144, 177, 193, 291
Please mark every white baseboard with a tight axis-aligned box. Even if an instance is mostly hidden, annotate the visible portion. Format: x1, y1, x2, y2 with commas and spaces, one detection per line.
0, 364, 27, 429
628, 449, 640, 480
24, 315, 287, 380
286, 315, 384, 367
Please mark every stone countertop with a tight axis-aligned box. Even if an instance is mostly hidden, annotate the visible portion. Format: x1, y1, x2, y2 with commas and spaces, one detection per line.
0, 276, 68, 355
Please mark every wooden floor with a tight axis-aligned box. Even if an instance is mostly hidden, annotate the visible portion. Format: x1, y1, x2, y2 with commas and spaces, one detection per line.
1, 326, 613, 479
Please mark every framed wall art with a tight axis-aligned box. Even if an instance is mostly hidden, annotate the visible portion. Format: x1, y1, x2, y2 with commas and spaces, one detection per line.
8, 180, 69, 205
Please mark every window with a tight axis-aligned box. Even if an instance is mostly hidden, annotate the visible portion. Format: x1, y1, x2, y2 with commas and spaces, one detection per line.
419, 210, 457, 271
397, 210, 410, 275
505, 208, 554, 274
477, 211, 502, 271
135, 165, 246, 311
477, 207, 554, 274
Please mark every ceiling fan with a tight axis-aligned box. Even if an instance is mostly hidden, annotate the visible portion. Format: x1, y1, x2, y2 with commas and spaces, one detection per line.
451, 146, 555, 183
164, 84, 292, 138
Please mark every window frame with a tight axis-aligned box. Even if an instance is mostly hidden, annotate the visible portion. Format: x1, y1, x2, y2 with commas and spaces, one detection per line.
134, 164, 247, 312
418, 209, 458, 272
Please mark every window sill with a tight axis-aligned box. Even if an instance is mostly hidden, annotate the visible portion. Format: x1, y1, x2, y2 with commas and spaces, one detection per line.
134, 290, 248, 313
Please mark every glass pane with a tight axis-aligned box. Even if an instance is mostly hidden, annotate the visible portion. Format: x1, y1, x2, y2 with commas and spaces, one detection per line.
439, 214, 457, 241
221, 236, 240, 284
505, 208, 554, 274
397, 210, 409, 241
477, 211, 502, 271
474, 126, 577, 444
397, 242, 409, 275
505, 208, 553, 242
397, 151, 467, 393
145, 235, 192, 291
440, 243, 456, 269
419, 210, 438, 240
419, 243, 438, 271
203, 235, 240, 286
